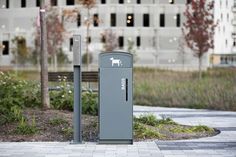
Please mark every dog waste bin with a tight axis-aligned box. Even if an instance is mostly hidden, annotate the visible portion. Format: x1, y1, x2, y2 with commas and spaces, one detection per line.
99, 51, 133, 144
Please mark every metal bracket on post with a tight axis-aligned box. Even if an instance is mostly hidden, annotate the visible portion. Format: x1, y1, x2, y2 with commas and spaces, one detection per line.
72, 35, 82, 144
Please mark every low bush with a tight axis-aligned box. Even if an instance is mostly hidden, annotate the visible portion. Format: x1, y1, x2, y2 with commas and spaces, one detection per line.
0, 72, 40, 125
50, 77, 73, 110
82, 91, 98, 116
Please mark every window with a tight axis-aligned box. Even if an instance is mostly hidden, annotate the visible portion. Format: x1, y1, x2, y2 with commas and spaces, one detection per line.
160, 14, 165, 27
186, 0, 191, 4
66, 0, 74, 5
101, 0, 106, 4
233, 40, 236, 46
176, 14, 180, 27
69, 38, 73, 51
88, 37, 91, 43
93, 14, 99, 27
51, 0, 57, 6
21, 0, 26, 7
136, 36, 141, 47
127, 14, 134, 27
227, 13, 229, 22
101, 35, 106, 43
6, 0, 9, 8
111, 13, 116, 27
137, 0, 141, 4
169, 0, 174, 4
77, 14, 81, 27
36, 0, 40, 7
221, 13, 223, 21
226, 39, 228, 46
226, 0, 228, 8
143, 14, 150, 27
118, 36, 124, 48
119, 0, 124, 4
2, 41, 9, 55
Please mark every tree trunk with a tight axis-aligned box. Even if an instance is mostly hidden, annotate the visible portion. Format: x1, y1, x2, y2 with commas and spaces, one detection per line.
40, 0, 50, 109
53, 53, 58, 72
198, 56, 202, 79
86, 9, 90, 71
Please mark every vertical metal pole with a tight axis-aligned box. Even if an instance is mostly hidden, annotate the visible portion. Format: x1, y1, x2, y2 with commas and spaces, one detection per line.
73, 35, 82, 143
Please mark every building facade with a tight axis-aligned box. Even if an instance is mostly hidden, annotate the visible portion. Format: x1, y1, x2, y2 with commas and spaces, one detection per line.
213, 0, 236, 66
0, 0, 214, 70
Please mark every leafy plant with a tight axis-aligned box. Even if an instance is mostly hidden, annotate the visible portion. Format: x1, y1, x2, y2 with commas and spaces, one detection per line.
50, 76, 73, 110
15, 116, 38, 135
0, 72, 40, 125
82, 91, 98, 116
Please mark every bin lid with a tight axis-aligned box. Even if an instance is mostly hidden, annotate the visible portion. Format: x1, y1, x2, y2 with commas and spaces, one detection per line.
99, 51, 133, 68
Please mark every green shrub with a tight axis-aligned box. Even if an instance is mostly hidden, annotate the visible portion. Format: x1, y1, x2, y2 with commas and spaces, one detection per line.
50, 77, 73, 110
0, 72, 40, 125
82, 91, 98, 116
15, 116, 38, 135
50, 78, 98, 115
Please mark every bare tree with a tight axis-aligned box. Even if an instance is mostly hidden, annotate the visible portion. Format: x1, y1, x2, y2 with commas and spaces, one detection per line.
40, 0, 50, 109
182, 0, 216, 79
35, 4, 65, 71
102, 29, 118, 52
127, 39, 138, 63
77, 0, 96, 70
178, 36, 187, 70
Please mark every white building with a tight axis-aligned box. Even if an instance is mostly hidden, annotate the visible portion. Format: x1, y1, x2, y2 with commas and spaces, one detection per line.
0, 0, 217, 70
213, 0, 236, 66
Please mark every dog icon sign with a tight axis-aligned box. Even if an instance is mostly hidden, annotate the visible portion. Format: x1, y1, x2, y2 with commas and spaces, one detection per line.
110, 57, 122, 67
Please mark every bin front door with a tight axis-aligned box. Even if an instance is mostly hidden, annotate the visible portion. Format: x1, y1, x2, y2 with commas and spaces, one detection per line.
99, 68, 132, 140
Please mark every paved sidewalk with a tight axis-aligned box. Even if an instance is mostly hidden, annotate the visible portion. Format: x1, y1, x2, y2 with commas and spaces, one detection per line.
134, 106, 236, 157
0, 106, 236, 157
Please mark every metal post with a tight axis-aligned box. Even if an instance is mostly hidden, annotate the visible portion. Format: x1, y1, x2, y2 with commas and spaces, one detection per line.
73, 35, 82, 143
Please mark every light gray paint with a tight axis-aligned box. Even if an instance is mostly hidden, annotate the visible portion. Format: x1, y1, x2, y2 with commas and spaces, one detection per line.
99, 52, 133, 144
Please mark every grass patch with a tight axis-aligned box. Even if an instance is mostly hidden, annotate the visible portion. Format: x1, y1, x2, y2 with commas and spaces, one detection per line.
134, 122, 163, 139
49, 117, 67, 126
134, 114, 216, 140
134, 67, 236, 111
14, 116, 38, 135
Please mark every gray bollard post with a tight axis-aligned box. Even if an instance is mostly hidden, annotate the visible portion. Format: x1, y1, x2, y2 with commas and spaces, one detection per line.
73, 35, 82, 143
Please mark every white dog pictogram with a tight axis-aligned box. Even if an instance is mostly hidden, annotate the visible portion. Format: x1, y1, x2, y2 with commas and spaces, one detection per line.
110, 57, 122, 67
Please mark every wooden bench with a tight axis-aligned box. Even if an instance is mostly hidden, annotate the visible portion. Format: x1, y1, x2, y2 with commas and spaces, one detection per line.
48, 71, 98, 82
48, 71, 99, 92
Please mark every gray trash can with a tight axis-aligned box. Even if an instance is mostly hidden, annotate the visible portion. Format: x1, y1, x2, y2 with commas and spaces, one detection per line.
99, 51, 133, 144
